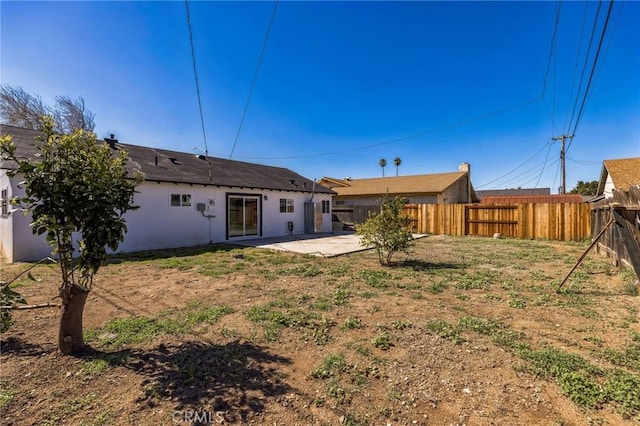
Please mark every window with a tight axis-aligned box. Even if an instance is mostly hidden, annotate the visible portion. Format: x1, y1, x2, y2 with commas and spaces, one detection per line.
322, 200, 330, 213
1, 188, 8, 216
279, 198, 294, 213
170, 193, 191, 207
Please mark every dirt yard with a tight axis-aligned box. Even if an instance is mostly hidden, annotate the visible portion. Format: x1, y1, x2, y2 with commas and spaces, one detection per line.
1, 236, 639, 425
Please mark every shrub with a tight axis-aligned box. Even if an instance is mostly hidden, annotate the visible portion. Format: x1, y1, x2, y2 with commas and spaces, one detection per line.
356, 196, 413, 265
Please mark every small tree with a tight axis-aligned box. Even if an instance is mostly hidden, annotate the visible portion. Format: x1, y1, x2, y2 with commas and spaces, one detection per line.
0, 117, 142, 354
357, 196, 413, 265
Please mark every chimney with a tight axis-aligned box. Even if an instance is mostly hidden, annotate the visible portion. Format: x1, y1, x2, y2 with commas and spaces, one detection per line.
459, 162, 472, 203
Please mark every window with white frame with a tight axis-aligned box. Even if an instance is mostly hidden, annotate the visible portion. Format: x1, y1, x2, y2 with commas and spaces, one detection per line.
170, 193, 192, 207
1, 188, 8, 216
322, 200, 330, 214
279, 198, 294, 213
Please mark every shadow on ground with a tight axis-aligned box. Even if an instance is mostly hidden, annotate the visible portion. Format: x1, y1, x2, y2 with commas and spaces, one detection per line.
394, 259, 461, 271
0, 336, 52, 356
84, 340, 294, 422
106, 244, 244, 264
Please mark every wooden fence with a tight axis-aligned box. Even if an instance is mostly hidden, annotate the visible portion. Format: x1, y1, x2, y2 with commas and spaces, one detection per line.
591, 187, 640, 276
334, 203, 592, 241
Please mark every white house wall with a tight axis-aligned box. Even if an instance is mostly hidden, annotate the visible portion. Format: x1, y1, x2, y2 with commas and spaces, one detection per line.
3, 177, 333, 262
0, 170, 15, 261
0, 171, 52, 262
602, 174, 615, 198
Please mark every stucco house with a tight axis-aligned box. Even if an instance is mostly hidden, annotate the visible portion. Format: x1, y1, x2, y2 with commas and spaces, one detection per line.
0, 125, 334, 262
319, 162, 478, 206
595, 157, 640, 199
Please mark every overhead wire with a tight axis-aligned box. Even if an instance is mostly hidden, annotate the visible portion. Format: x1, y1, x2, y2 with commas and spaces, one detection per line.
185, 0, 209, 158
235, 96, 543, 161
518, 159, 560, 188
562, 1, 590, 133
566, 0, 615, 152
490, 153, 560, 189
229, 0, 279, 159
541, 1, 562, 99
535, 141, 554, 188
567, 156, 601, 165
590, 2, 624, 97
563, 0, 603, 140
551, 161, 561, 193
475, 141, 550, 189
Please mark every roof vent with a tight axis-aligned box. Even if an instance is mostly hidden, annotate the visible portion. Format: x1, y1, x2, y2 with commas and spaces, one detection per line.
169, 157, 179, 165
104, 134, 118, 150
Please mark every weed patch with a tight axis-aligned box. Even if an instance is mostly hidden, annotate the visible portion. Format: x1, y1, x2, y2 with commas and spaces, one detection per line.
425, 319, 464, 344
371, 332, 393, 350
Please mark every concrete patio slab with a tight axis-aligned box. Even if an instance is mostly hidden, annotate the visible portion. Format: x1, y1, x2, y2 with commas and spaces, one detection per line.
231, 232, 427, 257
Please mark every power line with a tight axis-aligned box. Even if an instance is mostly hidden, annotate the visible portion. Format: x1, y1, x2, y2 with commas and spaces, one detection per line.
235, 96, 543, 161
475, 141, 550, 189
534, 140, 554, 188
590, 2, 624, 99
518, 159, 560, 189
566, 0, 615, 152
541, 1, 562, 99
562, 1, 590, 132
567, 156, 600, 165
229, 0, 279, 159
563, 0, 603, 141
185, 0, 209, 159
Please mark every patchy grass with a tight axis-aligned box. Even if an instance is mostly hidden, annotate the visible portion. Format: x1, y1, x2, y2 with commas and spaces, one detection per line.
85, 303, 233, 348
3, 236, 640, 424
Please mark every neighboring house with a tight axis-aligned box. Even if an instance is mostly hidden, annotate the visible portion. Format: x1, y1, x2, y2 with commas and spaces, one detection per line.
476, 187, 550, 201
319, 162, 478, 206
595, 157, 640, 199
0, 125, 334, 262
480, 194, 583, 204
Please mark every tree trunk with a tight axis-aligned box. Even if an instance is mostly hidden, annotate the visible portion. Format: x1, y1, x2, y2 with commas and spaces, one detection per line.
58, 284, 89, 355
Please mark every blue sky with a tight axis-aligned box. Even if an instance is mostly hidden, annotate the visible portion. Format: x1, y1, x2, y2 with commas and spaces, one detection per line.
1, 1, 638, 192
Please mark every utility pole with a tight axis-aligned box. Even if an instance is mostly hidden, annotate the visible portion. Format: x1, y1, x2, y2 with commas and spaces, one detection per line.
552, 134, 574, 194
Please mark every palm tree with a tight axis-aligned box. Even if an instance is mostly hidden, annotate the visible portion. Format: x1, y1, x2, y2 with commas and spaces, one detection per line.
379, 158, 387, 177
393, 157, 401, 176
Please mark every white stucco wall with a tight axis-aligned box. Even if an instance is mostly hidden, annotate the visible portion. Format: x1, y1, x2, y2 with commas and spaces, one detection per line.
602, 174, 615, 198
1, 171, 52, 262
2, 176, 333, 262
0, 170, 14, 261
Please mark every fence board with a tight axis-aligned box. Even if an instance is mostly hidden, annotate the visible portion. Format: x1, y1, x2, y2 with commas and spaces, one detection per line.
336, 202, 591, 241
399, 202, 590, 241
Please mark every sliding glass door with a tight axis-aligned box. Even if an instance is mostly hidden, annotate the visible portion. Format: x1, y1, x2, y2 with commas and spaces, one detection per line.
228, 195, 260, 238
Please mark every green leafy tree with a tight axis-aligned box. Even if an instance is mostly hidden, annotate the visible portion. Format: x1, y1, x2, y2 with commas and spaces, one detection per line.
357, 196, 413, 265
570, 180, 599, 196
0, 116, 142, 354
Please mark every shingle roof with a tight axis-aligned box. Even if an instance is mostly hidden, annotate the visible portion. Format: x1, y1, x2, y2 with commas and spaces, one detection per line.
476, 188, 551, 199
320, 172, 467, 197
1, 124, 333, 194
481, 194, 583, 204
602, 157, 640, 192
